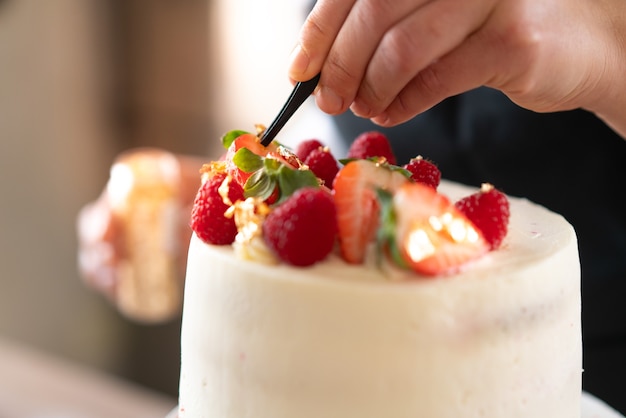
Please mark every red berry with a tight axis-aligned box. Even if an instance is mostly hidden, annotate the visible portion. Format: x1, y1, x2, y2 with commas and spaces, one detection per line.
224, 133, 294, 188
295, 139, 324, 161
333, 159, 408, 264
305, 147, 339, 188
394, 182, 489, 275
403, 156, 441, 189
347, 131, 397, 165
262, 188, 337, 266
454, 183, 510, 250
190, 173, 244, 245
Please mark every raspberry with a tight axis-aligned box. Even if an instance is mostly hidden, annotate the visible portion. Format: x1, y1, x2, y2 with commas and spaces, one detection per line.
295, 139, 324, 161
190, 172, 244, 245
454, 183, 510, 250
403, 156, 441, 189
305, 147, 339, 188
262, 187, 337, 266
347, 131, 397, 165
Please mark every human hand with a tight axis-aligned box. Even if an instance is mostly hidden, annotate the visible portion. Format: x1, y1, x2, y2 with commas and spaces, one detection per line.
289, 0, 626, 134
77, 149, 204, 323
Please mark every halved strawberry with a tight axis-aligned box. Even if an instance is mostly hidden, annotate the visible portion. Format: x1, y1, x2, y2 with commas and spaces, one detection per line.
333, 159, 408, 263
393, 182, 489, 275
224, 133, 278, 186
223, 132, 310, 204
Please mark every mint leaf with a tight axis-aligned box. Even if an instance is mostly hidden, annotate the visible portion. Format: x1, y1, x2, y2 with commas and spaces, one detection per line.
244, 170, 276, 201
221, 130, 249, 149
263, 157, 283, 173
276, 167, 319, 203
388, 165, 412, 179
338, 158, 356, 166
376, 188, 408, 269
233, 148, 264, 173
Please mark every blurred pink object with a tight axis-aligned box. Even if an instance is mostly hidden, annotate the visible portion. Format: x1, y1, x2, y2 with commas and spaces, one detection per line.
77, 148, 204, 323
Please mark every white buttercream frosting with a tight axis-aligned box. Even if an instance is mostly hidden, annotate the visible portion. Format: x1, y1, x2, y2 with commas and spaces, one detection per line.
178, 180, 582, 418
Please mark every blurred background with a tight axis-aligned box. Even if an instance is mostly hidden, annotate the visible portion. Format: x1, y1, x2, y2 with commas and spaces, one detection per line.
0, 0, 336, 407
2, 1, 626, 416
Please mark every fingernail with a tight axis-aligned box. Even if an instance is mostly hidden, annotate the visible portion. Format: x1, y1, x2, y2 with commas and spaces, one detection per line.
318, 86, 344, 114
350, 101, 371, 118
371, 113, 390, 126
288, 44, 310, 78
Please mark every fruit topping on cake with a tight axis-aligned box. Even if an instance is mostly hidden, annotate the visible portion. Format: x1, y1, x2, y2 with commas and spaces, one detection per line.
333, 159, 408, 264
190, 128, 510, 276
263, 187, 337, 266
347, 131, 397, 164
392, 182, 489, 275
190, 172, 244, 245
403, 156, 441, 189
455, 183, 511, 250
295, 138, 324, 161
303, 146, 340, 188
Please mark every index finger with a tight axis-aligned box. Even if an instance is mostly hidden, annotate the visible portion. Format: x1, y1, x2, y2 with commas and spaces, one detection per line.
288, 0, 357, 82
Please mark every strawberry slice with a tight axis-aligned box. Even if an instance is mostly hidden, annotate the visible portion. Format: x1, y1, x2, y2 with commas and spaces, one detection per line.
393, 182, 489, 275
224, 133, 278, 186
333, 159, 408, 264
222, 132, 308, 203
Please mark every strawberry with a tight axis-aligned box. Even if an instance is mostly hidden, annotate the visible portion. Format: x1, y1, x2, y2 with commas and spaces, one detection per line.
393, 182, 489, 275
295, 139, 324, 161
403, 156, 441, 189
224, 133, 277, 187
347, 131, 397, 165
333, 159, 408, 263
262, 187, 337, 266
224, 132, 300, 183
304, 147, 339, 188
454, 183, 510, 250
190, 172, 245, 245
222, 131, 315, 204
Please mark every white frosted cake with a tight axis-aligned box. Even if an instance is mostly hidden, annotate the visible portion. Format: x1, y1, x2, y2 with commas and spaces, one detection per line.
177, 131, 582, 418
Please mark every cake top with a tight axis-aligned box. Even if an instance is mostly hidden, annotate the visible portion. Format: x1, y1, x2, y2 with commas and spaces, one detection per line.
189, 128, 511, 277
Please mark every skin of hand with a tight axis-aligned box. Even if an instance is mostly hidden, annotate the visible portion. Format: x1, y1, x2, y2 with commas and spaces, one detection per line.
288, 0, 626, 138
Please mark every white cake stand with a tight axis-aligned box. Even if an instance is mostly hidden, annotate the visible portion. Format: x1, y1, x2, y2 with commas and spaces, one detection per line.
165, 392, 624, 418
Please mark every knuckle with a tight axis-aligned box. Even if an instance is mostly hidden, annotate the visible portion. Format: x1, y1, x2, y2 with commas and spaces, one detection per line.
484, 23, 545, 95
324, 53, 359, 95
380, 26, 421, 77
301, 12, 328, 45
414, 66, 448, 100
357, 80, 386, 113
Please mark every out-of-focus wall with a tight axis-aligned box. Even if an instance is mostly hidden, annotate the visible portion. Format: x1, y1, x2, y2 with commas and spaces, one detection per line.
0, 0, 124, 369
114, 0, 213, 156
0, 0, 211, 397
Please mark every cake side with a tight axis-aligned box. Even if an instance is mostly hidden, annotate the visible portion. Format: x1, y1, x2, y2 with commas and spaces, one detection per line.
178, 182, 582, 418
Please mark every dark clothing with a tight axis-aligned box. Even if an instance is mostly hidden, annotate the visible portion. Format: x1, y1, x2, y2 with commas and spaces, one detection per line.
332, 87, 626, 413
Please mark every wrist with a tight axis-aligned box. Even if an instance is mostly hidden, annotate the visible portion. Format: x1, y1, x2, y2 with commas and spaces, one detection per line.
583, 2, 626, 139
